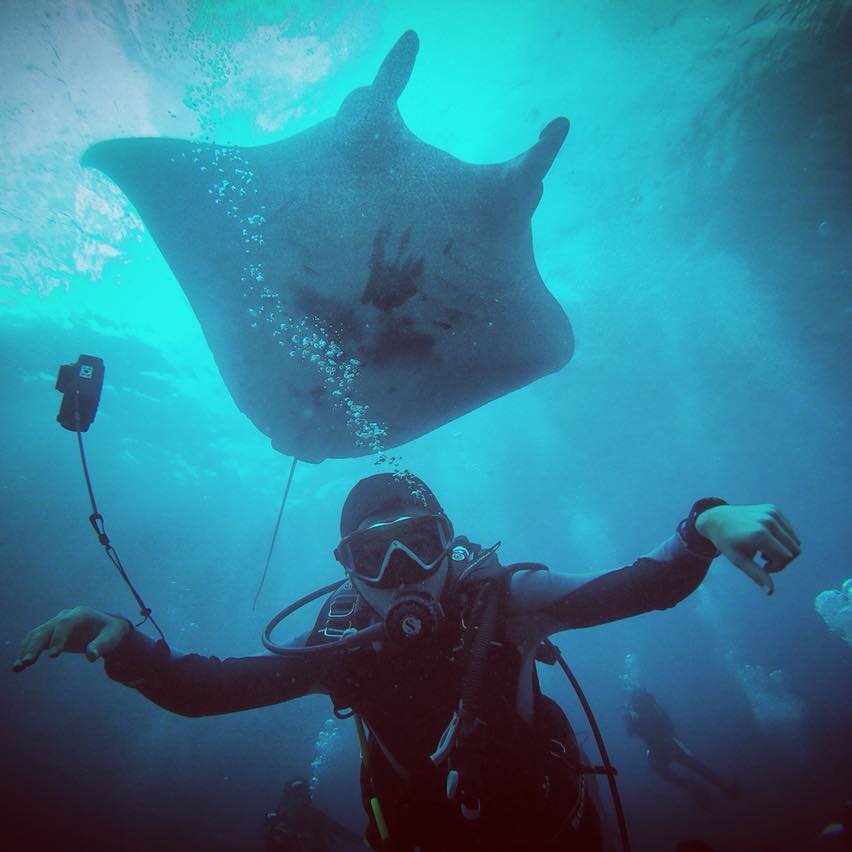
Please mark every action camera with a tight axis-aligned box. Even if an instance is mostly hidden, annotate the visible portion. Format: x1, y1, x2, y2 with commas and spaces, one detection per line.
55, 354, 105, 432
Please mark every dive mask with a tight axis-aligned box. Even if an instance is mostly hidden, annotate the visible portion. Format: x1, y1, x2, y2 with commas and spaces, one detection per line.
334, 513, 452, 588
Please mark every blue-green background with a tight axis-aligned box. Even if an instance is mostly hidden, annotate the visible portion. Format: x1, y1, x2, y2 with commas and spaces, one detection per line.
2, 1, 850, 850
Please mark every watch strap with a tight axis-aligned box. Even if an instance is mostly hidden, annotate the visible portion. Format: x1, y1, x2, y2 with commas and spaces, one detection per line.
677, 497, 728, 557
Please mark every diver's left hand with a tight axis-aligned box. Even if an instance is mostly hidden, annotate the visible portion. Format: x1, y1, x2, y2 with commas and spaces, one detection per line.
695, 504, 801, 596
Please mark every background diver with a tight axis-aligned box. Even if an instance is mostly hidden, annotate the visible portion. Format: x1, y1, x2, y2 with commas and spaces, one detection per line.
625, 686, 739, 807
14, 473, 800, 851
264, 776, 361, 852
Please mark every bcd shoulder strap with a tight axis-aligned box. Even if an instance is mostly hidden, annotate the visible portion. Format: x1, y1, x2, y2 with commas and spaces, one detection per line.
308, 580, 371, 645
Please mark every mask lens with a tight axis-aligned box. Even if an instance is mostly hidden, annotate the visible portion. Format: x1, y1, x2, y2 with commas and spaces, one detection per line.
385, 548, 428, 585
401, 518, 446, 563
345, 528, 397, 580
340, 515, 448, 584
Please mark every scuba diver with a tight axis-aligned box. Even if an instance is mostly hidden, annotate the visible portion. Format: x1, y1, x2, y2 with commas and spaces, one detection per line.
263, 776, 361, 851
14, 473, 801, 851
624, 687, 739, 807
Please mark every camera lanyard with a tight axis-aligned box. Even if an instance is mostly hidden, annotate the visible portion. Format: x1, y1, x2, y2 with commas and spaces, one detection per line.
73, 397, 166, 642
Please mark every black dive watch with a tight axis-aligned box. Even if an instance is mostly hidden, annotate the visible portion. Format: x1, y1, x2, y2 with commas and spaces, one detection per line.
677, 497, 728, 557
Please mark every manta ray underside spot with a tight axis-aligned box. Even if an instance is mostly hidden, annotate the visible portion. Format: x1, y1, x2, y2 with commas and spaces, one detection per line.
82, 30, 573, 462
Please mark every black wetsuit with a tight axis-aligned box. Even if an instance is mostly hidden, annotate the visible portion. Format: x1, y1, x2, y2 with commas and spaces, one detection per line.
265, 797, 360, 851
625, 689, 677, 758
103, 508, 717, 851
625, 687, 734, 802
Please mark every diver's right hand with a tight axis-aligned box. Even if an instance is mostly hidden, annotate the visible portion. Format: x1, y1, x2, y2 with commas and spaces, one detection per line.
12, 606, 130, 672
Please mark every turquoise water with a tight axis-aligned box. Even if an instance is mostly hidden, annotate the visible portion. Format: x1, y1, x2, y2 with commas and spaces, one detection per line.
3, 2, 851, 850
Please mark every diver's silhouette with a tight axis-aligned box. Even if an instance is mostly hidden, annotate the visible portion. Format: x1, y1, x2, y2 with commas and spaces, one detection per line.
625, 687, 739, 807
264, 777, 361, 852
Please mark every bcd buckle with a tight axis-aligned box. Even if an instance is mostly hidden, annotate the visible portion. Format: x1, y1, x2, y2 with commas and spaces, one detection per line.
321, 589, 358, 637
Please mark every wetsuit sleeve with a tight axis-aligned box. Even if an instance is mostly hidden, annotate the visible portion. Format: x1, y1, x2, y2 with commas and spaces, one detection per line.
102, 627, 325, 717
507, 502, 718, 638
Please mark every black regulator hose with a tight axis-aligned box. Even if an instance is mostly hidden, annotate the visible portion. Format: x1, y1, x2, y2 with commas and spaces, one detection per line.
460, 578, 500, 715
545, 639, 632, 852
262, 580, 384, 656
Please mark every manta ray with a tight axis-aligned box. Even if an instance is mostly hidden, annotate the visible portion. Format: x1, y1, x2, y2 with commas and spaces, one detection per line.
83, 30, 573, 462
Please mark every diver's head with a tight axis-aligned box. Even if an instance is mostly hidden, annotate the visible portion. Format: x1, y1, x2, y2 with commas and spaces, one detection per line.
339, 473, 446, 537
627, 686, 652, 708
282, 776, 311, 804
335, 474, 454, 641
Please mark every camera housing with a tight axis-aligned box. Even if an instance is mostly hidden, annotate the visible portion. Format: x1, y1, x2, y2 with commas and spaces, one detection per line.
55, 354, 105, 432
